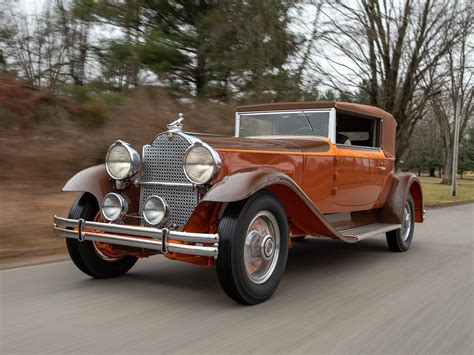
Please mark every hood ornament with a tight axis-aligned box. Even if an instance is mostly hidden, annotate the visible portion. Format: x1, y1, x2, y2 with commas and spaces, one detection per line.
167, 113, 184, 133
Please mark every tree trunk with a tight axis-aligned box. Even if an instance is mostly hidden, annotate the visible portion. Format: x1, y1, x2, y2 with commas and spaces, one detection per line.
429, 168, 435, 177
195, 51, 206, 97
441, 148, 453, 184
195, 71, 205, 97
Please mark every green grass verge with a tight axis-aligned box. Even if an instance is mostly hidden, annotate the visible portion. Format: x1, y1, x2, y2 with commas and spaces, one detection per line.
419, 179, 474, 207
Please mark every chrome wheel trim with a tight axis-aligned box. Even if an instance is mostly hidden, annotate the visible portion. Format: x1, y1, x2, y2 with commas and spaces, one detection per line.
91, 213, 125, 262
244, 210, 280, 284
400, 205, 412, 242
92, 242, 124, 262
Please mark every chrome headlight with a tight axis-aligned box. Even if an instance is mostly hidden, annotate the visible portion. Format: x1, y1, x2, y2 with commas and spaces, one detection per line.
101, 193, 127, 222
105, 140, 140, 180
143, 195, 169, 226
183, 142, 221, 185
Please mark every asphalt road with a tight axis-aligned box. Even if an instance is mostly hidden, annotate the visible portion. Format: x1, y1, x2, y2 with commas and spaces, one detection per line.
1, 204, 473, 354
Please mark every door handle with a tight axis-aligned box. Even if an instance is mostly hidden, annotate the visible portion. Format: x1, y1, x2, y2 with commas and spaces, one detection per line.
378, 165, 387, 171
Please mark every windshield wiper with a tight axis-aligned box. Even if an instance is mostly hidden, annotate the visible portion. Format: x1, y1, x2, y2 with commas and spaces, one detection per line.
302, 112, 314, 131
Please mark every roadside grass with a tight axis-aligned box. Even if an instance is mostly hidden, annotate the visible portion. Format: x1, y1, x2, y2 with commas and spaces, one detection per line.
419, 177, 474, 207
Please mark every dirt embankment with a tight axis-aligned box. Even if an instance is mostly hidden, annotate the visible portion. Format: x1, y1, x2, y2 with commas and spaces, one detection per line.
0, 73, 235, 268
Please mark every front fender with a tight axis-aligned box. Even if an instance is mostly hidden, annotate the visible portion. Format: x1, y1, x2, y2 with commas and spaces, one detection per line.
203, 168, 297, 203
62, 164, 114, 203
201, 168, 354, 242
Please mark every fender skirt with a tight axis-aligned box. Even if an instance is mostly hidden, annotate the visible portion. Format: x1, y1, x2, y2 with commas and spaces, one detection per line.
201, 168, 357, 243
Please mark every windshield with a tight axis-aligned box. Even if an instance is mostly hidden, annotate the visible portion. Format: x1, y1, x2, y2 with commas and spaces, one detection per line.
238, 110, 330, 138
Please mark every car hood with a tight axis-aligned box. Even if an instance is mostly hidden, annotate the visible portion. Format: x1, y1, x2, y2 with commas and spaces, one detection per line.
192, 133, 330, 153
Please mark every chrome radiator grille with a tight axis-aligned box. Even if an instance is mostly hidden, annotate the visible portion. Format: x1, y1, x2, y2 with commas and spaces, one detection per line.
139, 133, 198, 228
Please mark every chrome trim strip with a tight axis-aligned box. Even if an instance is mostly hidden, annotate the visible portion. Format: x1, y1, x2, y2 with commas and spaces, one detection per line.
138, 181, 194, 187
329, 107, 336, 143
53, 216, 219, 257
235, 112, 240, 137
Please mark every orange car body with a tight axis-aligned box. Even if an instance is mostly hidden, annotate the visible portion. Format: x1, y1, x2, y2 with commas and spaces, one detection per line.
56, 101, 424, 267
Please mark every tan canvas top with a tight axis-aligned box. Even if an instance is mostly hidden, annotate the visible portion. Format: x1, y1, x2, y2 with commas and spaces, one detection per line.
237, 101, 393, 122
236, 101, 397, 158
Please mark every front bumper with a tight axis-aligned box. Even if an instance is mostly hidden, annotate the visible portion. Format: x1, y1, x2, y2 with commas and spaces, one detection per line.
53, 216, 219, 257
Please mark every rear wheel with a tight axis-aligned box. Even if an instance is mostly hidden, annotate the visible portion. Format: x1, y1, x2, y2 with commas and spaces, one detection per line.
216, 190, 289, 305
386, 195, 415, 252
66, 193, 137, 278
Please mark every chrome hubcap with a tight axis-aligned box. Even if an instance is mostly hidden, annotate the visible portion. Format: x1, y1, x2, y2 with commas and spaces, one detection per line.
401, 205, 412, 242
92, 242, 124, 262
92, 213, 124, 262
261, 235, 274, 260
244, 211, 280, 284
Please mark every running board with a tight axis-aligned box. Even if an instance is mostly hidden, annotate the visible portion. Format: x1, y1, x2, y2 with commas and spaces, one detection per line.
338, 223, 401, 242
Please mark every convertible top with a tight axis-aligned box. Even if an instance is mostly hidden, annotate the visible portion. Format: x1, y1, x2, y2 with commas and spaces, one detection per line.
236, 101, 397, 158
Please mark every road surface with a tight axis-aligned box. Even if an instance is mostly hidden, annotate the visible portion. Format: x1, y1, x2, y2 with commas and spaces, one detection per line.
1, 204, 473, 354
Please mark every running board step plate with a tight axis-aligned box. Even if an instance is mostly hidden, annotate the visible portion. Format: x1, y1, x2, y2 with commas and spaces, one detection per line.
338, 223, 401, 242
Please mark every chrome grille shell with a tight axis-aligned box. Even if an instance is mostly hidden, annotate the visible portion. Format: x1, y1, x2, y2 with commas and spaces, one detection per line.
139, 132, 199, 228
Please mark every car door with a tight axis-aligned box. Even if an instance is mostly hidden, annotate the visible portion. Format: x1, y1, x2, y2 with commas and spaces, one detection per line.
330, 112, 385, 211
302, 140, 334, 213
331, 146, 385, 209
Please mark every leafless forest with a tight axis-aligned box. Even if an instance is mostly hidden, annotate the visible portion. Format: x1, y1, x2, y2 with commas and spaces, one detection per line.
1, 0, 472, 183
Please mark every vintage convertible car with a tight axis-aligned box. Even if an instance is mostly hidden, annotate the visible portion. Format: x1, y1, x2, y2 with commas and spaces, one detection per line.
53, 101, 424, 304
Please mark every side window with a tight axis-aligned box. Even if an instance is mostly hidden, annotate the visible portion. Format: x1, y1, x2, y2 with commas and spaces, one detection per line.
336, 112, 380, 148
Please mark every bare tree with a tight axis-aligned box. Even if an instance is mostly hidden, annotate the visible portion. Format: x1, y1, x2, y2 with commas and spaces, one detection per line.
2, 6, 63, 91
55, 0, 90, 86
315, 0, 467, 160
402, 111, 444, 177
291, 0, 327, 92
430, 8, 473, 184
0, 2, 90, 92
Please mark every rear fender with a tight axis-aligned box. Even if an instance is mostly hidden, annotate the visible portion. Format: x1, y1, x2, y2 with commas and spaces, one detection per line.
378, 173, 424, 224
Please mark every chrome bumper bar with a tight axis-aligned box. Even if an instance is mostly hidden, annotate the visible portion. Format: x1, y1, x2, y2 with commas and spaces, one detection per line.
53, 216, 219, 257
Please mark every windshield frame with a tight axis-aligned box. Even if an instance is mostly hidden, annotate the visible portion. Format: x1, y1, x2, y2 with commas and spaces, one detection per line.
235, 108, 336, 141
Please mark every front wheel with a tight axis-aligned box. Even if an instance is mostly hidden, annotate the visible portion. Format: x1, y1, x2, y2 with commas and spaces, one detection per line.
292, 236, 306, 241
66, 193, 138, 278
386, 195, 415, 252
216, 190, 289, 305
